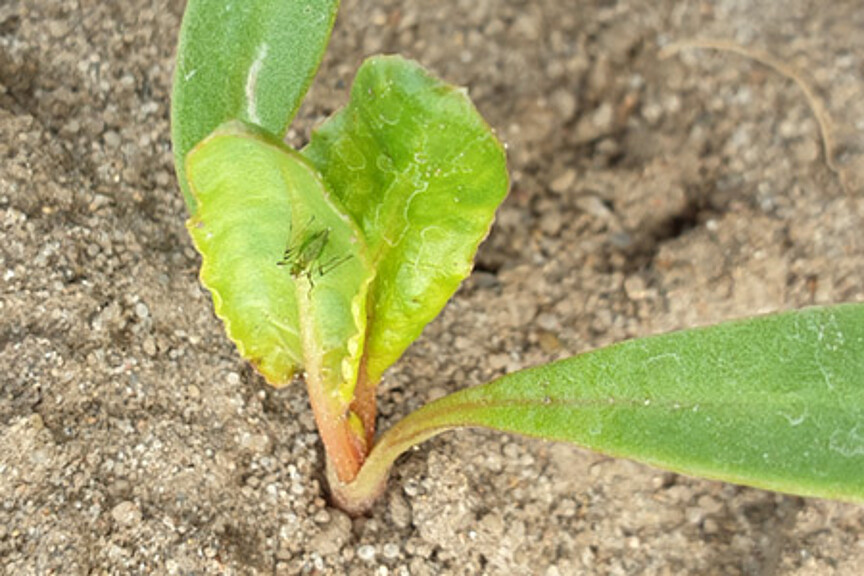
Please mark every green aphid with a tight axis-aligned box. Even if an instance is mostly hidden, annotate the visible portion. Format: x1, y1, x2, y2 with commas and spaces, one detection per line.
277, 221, 350, 287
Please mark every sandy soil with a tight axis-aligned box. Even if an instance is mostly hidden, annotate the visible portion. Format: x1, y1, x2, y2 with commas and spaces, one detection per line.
3, 0, 864, 574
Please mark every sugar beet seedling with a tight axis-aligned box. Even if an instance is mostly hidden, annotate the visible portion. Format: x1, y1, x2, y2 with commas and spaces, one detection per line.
172, 0, 864, 515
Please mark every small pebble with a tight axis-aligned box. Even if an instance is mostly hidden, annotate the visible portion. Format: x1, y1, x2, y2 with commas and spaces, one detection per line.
142, 336, 157, 356
103, 131, 121, 149
357, 544, 377, 562
549, 169, 576, 194
111, 501, 141, 526
382, 543, 400, 559
624, 276, 648, 300
134, 302, 149, 319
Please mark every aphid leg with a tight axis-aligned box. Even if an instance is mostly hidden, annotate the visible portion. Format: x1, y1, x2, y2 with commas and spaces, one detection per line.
318, 254, 352, 276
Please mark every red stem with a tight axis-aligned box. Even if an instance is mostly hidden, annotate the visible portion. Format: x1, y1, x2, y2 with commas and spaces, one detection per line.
306, 377, 365, 483
349, 355, 377, 448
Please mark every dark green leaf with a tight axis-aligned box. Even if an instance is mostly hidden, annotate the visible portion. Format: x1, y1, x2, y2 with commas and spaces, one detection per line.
364, 304, 864, 503
172, 0, 340, 213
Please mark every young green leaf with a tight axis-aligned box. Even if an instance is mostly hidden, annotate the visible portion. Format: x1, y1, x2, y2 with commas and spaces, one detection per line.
334, 304, 864, 512
172, 0, 340, 213
303, 55, 510, 387
185, 121, 372, 394
186, 121, 375, 481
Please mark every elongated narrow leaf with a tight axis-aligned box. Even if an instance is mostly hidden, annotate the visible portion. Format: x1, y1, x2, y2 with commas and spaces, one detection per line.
303, 56, 509, 385
185, 121, 372, 397
361, 304, 864, 503
172, 0, 340, 213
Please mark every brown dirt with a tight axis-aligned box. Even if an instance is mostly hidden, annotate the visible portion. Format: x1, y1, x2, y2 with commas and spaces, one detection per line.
3, 0, 864, 574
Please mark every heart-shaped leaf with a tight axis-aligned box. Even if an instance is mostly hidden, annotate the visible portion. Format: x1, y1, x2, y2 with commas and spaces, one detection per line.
303, 55, 510, 386
185, 121, 372, 399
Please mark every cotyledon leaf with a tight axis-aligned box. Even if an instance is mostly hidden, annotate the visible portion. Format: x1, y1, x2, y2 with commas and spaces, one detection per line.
172, 0, 340, 213
303, 55, 510, 386
185, 121, 372, 401
341, 304, 864, 507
